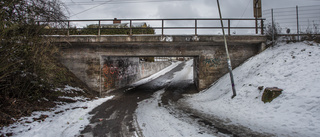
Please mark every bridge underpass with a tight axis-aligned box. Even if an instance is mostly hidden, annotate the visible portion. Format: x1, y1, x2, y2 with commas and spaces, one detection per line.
99, 56, 191, 93
53, 35, 267, 94
43, 18, 269, 136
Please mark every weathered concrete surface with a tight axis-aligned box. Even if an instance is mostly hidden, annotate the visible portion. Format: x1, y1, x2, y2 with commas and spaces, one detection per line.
48, 35, 266, 44
58, 54, 171, 92
53, 35, 266, 91
140, 61, 172, 79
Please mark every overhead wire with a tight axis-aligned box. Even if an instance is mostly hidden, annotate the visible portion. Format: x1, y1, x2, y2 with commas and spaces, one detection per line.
235, 0, 251, 27
69, 0, 113, 17
64, 0, 191, 6
66, 0, 191, 17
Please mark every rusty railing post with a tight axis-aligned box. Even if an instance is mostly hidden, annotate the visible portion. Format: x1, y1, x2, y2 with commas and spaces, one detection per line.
161, 19, 164, 36
67, 21, 70, 36
130, 20, 132, 36
296, 6, 300, 41
228, 19, 231, 36
195, 19, 198, 36
98, 20, 101, 36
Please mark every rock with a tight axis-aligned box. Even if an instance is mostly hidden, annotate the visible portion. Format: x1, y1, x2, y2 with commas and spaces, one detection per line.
6, 133, 13, 136
262, 87, 283, 103
258, 86, 264, 90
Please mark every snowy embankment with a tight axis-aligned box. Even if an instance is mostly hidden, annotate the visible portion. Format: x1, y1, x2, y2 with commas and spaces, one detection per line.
1, 93, 113, 137
182, 42, 320, 137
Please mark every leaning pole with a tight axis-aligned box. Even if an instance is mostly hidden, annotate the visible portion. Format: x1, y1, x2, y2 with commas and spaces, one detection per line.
216, 0, 237, 99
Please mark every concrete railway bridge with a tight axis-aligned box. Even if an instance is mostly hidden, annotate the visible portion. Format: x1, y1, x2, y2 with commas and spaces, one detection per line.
46, 18, 267, 94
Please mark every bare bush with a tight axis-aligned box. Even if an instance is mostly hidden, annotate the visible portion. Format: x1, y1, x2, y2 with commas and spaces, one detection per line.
0, 0, 67, 100
265, 22, 282, 42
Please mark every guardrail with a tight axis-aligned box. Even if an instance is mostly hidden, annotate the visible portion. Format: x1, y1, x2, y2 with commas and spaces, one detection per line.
37, 18, 265, 36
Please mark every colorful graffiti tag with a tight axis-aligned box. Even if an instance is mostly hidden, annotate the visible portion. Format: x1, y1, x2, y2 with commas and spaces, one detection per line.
102, 58, 140, 90
203, 57, 222, 68
102, 64, 119, 89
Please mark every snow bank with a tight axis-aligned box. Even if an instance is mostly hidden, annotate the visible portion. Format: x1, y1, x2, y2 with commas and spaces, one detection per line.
183, 42, 320, 137
1, 96, 113, 137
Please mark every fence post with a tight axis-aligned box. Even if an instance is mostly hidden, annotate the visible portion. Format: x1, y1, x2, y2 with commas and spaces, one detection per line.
130, 20, 132, 36
98, 20, 101, 36
296, 6, 300, 41
271, 9, 274, 45
195, 19, 198, 36
228, 19, 231, 36
255, 18, 258, 34
261, 19, 264, 35
67, 21, 70, 36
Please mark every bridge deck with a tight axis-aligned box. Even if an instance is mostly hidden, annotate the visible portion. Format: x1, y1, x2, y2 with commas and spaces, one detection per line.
48, 35, 266, 45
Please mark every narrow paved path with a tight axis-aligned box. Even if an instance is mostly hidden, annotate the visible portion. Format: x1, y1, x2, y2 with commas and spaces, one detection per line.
80, 62, 186, 136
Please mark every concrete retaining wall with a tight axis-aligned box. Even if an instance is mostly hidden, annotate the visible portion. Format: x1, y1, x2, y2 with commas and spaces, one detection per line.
101, 57, 171, 91
140, 61, 171, 79
59, 54, 172, 92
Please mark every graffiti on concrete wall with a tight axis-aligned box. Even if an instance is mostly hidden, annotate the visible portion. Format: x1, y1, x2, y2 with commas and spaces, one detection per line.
102, 64, 119, 89
203, 54, 222, 68
102, 57, 140, 90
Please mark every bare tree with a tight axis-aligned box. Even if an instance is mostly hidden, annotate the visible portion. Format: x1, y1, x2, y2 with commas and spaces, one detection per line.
0, 0, 67, 99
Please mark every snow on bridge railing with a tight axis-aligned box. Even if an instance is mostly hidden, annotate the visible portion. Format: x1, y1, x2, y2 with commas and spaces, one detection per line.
37, 18, 266, 36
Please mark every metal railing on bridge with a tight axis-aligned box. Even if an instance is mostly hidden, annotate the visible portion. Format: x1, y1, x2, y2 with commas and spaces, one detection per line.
37, 18, 265, 36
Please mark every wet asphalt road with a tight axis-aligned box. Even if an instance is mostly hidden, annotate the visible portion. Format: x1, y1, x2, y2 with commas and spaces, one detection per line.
80, 62, 190, 137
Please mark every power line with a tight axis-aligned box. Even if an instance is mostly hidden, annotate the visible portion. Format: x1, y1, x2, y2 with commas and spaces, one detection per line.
236, 0, 251, 27
67, 0, 191, 17
69, 0, 113, 17
65, 0, 191, 6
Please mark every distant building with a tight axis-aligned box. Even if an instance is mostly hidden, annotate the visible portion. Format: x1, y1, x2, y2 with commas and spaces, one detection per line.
89, 18, 148, 28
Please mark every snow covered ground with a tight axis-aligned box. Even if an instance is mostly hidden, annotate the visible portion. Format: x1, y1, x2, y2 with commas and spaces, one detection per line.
135, 60, 218, 137
0, 95, 113, 137
182, 42, 320, 137
3, 41, 319, 137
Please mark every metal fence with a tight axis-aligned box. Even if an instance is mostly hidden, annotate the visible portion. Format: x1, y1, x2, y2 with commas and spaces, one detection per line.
38, 18, 265, 36
263, 5, 320, 40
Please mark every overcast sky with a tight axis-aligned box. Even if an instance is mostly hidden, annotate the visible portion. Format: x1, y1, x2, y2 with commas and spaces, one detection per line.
62, 0, 320, 19
60, 0, 320, 34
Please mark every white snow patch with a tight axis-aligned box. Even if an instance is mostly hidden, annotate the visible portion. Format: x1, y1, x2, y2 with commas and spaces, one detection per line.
55, 85, 84, 94
136, 90, 214, 137
183, 42, 320, 137
172, 59, 194, 81
135, 59, 216, 137
1, 96, 113, 137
